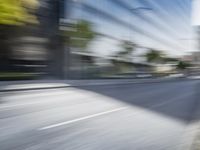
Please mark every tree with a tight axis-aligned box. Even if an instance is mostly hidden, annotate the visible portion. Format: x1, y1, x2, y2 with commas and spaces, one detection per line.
110, 40, 136, 74
163, 57, 179, 63
145, 50, 163, 63
65, 20, 96, 51
0, 0, 39, 72
177, 61, 190, 70
0, 0, 39, 26
63, 20, 96, 78
116, 40, 136, 60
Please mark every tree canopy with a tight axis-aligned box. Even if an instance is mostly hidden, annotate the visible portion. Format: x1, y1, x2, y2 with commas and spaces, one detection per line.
177, 61, 190, 70
145, 49, 163, 63
116, 40, 135, 59
65, 20, 96, 50
0, 0, 38, 26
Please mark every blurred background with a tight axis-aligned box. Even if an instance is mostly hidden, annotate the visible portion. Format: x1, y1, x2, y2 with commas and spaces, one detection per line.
0, 0, 199, 80
2, 1, 200, 150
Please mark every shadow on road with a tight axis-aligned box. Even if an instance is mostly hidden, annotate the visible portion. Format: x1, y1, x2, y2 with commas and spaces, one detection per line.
77, 80, 200, 124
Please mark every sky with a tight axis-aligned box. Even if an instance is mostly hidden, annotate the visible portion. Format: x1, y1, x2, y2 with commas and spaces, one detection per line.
67, 0, 196, 58
192, 0, 200, 25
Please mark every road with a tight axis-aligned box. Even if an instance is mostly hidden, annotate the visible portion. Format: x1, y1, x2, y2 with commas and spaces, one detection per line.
0, 80, 199, 150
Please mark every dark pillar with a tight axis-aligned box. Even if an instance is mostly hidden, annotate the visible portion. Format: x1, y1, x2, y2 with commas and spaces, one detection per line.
38, 0, 67, 79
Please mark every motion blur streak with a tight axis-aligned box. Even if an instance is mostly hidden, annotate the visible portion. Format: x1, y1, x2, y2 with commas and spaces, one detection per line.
0, 81, 199, 150
1, 0, 200, 150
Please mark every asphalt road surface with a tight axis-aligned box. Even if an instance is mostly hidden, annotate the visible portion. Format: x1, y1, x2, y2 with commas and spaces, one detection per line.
0, 80, 199, 150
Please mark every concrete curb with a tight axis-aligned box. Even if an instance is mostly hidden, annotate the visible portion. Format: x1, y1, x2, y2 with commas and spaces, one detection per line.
0, 78, 189, 93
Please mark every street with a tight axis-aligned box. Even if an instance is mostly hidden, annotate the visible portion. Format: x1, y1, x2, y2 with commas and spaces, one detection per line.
0, 80, 199, 150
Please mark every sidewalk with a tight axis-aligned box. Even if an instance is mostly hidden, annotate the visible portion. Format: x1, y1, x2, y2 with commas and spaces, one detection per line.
0, 78, 187, 92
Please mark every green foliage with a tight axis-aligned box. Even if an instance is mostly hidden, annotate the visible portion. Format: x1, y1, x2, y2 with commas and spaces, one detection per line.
163, 57, 179, 62
0, 0, 38, 26
65, 20, 95, 50
116, 40, 135, 58
145, 50, 163, 63
177, 61, 190, 70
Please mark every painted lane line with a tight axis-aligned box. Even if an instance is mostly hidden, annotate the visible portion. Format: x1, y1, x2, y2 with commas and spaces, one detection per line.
0, 94, 84, 110
0, 102, 44, 110
38, 107, 127, 130
150, 92, 194, 109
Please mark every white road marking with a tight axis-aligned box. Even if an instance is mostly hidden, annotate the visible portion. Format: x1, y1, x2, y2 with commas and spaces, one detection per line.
38, 107, 127, 130
0, 102, 43, 110
0, 99, 69, 111
150, 92, 194, 108
0, 91, 85, 110
0, 99, 61, 110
